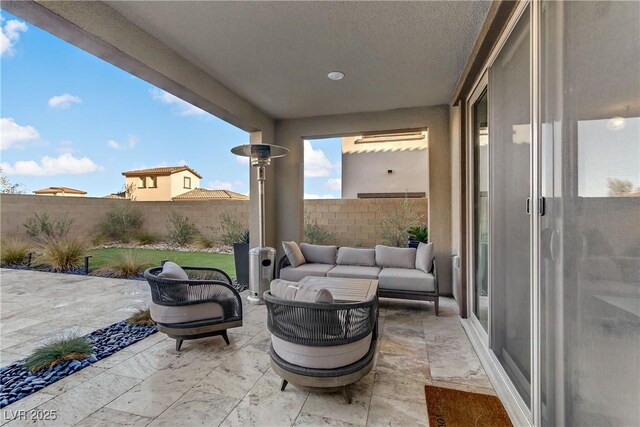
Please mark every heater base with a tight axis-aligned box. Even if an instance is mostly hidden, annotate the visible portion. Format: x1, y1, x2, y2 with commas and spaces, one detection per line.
247, 295, 265, 305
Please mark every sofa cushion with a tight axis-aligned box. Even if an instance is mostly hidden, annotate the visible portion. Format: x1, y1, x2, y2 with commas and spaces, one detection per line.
270, 279, 334, 303
415, 242, 434, 273
327, 265, 381, 280
149, 301, 223, 324
279, 263, 335, 282
300, 243, 337, 265
271, 333, 372, 369
282, 241, 306, 268
378, 268, 435, 293
375, 245, 417, 269
336, 247, 376, 266
157, 261, 188, 280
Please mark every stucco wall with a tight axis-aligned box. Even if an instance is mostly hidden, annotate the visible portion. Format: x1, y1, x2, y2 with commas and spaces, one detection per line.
274, 105, 452, 294
0, 194, 426, 249
341, 132, 429, 198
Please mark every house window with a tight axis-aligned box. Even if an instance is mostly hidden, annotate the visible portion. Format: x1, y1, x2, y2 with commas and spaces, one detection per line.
139, 177, 146, 188
184, 177, 191, 189
149, 176, 157, 188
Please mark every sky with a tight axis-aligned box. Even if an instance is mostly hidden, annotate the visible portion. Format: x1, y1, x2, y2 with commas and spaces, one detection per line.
0, 11, 342, 199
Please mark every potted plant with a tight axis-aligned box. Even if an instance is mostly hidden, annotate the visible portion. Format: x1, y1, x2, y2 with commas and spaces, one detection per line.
407, 226, 428, 248
233, 230, 250, 287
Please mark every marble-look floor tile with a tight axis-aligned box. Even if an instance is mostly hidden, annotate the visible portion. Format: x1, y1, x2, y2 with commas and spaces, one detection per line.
371, 365, 428, 404
5, 373, 140, 427
1, 393, 56, 426
220, 369, 308, 427
301, 371, 374, 425
44, 367, 107, 396
367, 395, 426, 427
74, 408, 152, 427
294, 412, 363, 427
148, 390, 239, 427
0, 352, 24, 367
193, 347, 270, 399
106, 365, 208, 418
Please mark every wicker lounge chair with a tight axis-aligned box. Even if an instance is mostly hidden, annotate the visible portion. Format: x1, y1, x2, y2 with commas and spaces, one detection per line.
264, 288, 377, 403
144, 265, 243, 351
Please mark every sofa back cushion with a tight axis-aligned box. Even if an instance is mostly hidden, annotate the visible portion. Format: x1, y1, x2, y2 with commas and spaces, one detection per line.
300, 243, 337, 265
336, 247, 376, 267
375, 245, 417, 269
415, 242, 435, 273
282, 241, 306, 267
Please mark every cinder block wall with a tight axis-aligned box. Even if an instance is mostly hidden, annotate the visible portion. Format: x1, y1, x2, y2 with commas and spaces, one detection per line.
0, 195, 427, 247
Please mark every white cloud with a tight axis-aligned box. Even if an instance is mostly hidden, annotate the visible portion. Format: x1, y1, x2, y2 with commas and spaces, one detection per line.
325, 178, 342, 191
0, 153, 101, 176
209, 179, 244, 190
304, 140, 334, 177
0, 118, 40, 150
236, 156, 250, 166
48, 93, 82, 109
0, 17, 27, 57
150, 88, 206, 116
304, 193, 336, 200
107, 135, 139, 150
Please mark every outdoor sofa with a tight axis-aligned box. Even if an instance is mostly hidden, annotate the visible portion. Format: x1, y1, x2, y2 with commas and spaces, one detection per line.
276, 242, 439, 315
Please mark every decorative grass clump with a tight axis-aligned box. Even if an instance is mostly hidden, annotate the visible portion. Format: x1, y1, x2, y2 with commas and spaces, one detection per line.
1, 238, 31, 265
39, 238, 88, 271
127, 308, 155, 326
24, 335, 93, 373
96, 249, 153, 277
136, 232, 160, 245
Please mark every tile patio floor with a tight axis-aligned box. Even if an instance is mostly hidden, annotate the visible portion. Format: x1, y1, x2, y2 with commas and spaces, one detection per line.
1, 269, 496, 426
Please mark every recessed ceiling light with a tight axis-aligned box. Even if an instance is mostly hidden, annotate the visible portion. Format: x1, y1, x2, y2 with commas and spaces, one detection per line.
327, 71, 345, 81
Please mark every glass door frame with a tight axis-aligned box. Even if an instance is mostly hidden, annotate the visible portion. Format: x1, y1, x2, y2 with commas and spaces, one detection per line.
463, 0, 535, 424
466, 71, 490, 343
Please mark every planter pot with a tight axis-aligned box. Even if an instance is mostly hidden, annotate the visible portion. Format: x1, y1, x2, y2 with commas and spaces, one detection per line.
233, 242, 250, 287
408, 237, 420, 249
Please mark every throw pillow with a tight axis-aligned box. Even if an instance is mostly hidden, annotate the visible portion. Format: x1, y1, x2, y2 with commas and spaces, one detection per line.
416, 242, 434, 273
282, 241, 306, 267
157, 261, 189, 280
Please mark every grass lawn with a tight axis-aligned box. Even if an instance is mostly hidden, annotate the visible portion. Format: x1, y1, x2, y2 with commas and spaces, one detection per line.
87, 248, 236, 278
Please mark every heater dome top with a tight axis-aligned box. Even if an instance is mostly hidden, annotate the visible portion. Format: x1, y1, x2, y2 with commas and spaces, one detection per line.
231, 144, 289, 160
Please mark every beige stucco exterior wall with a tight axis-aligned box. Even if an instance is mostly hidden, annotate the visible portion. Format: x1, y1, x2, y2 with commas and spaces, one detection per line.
450, 104, 463, 304
169, 170, 201, 198
341, 132, 429, 198
273, 105, 453, 294
126, 172, 201, 201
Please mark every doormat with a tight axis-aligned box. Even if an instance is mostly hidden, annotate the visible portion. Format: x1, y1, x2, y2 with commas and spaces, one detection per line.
424, 384, 512, 427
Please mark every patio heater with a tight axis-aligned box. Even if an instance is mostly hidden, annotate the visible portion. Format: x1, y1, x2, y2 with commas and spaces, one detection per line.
231, 143, 289, 304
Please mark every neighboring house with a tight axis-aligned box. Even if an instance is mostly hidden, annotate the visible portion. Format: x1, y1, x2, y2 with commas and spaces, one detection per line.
33, 186, 87, 197
172, 188, 249, 201
341, 130, 429, 199
121, 166, 202, 201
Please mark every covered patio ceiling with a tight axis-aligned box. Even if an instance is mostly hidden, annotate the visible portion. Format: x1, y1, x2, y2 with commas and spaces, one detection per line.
104, 1, 491, 119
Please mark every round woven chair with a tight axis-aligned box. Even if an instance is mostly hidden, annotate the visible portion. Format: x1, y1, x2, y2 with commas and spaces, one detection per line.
144, 266, 243, 351
264, 290, 377, 403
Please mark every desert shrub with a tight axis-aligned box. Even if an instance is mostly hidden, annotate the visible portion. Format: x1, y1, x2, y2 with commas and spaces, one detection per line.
219, 212, 246, 245
196, 231, 218, 249
39, 238, 88, 271
167, 213, 198, 246
91, 234, 107, 247
127, 308, 155, 326
24, 334, 93, 372
24, 211, 72, 242
99, 205, 143, 242
96, 250, 153, 278
304, 212, 334, 245
1, 238, 31, 265
136, 231, 160, 245
379, 197, 422, 247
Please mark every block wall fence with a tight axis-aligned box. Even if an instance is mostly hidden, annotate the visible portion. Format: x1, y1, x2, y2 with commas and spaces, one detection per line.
0, 195, 427, 248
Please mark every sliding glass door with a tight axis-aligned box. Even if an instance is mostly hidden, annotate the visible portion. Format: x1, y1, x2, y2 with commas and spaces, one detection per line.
539, 1, 640, 425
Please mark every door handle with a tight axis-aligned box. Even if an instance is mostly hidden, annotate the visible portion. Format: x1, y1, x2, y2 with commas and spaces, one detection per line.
526, 197, 531, 215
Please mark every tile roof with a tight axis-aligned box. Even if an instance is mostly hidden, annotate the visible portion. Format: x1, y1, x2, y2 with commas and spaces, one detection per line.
121, 166, 203, 179
104, 192, 127, 199
172, 188, 249, 201
33, 186, 87, 195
